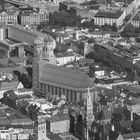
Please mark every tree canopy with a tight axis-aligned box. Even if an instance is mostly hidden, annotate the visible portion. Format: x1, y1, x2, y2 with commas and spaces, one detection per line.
49, 11, 82, 27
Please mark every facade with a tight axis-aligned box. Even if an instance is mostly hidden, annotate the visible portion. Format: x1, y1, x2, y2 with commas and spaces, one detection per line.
19, 10, 49, 27
46, 114, 70, 134
131, 11, 140, 28
33, 37, 95, 103
38, 116, 49, 140
56, 49, 84, 66
94, 7, 126, 27
0, 9, 18, 24
0, 24, 6, 41
0, 77, 23, 99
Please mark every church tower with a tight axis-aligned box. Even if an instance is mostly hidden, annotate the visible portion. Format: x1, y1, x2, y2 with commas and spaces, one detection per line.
85, 88, 94, 140
44, 36, 57, 64
38, 116, 48, 140
33, 37, 44, 92
33, 35, 57, 97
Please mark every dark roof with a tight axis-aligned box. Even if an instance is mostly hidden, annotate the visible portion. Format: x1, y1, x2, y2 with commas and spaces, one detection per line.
132, 11, 140, 21
11, 118, 33, 125
95, 9, 123, 18
77, 58, 94, 64
47, 133, 63, 140
89, 5, 100, 10
0, 80, 20, 90
46, 114, 69, 123
88, 38, 96, 43
40, 63, 94, 89
121, 132, 140, 139
116, 85, 140, 94
120, 120, 132, 129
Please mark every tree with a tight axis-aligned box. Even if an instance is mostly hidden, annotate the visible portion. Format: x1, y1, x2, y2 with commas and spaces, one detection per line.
49, 11, 82, 27
121, 24, 140, 38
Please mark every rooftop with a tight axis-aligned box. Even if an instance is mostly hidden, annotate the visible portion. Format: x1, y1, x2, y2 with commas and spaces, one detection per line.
132, 10, 140, 21
46, 114, 69, 123
40, 63, 94, 89
95, 8, 123, 18
121, 132, 140, 139
116, 84, 140, 95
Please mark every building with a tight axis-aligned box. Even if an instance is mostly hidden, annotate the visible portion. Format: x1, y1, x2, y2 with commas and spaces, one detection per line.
59, 0, 78, 12
33, 37, 95, 103
117, 132, 140, 140
0, 6, 19, 24
0, 118, 34, 140
56, 49, 84, 66
7, 24, 53, 47
131, 10, 140, 28
125, 0, 140, 15
0, 24, 6, 41
90, 63, 133, 89
38, 116, 49, 140
92, 39, 140, 74
94, 7, 126, 27
38, 114, 70, 140
0, 74, 23, 99
19, 9, 49, 27
46, 114, 70, 134
70, 5, 90, 19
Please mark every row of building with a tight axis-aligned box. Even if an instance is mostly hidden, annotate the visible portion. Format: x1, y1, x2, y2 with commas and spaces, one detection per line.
59, 0, 140, 28
1, 0, 140, 28
0, 5, 49, 27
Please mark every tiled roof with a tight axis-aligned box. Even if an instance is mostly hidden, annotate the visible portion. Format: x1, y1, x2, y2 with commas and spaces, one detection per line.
11, 118, 33, 125
47, 133, 63, 140
40, 63, 94, 89
95, 9, 123, 18
0, 80, 20, 90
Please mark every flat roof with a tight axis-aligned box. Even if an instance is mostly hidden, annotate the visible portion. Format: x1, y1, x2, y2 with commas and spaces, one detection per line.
95, 8, 123, 18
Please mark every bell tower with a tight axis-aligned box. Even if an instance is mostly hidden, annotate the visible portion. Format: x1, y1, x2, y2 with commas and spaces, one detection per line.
33, 37, 44, 92
44, 36, 56, 64
85, 88, 94, 140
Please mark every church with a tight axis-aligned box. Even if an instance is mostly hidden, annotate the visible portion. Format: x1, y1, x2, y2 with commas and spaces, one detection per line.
33, 35, 95, 103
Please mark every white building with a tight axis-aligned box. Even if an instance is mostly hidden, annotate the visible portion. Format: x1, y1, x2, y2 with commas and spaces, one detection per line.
56, 49, 84, 66
0, 73, 23, 99
20, 10, 49, 27
0, 128, 29, 140
0, 11, 18, 24
94, 7, 126, 27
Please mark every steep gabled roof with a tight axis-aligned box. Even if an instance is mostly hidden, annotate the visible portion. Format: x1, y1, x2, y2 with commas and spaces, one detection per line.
39, 63, 94, 89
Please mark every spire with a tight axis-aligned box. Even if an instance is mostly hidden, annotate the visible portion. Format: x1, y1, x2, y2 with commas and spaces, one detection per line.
86, 87, 93, 116
85, 88, 94, 140
87, 87, 92, 108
